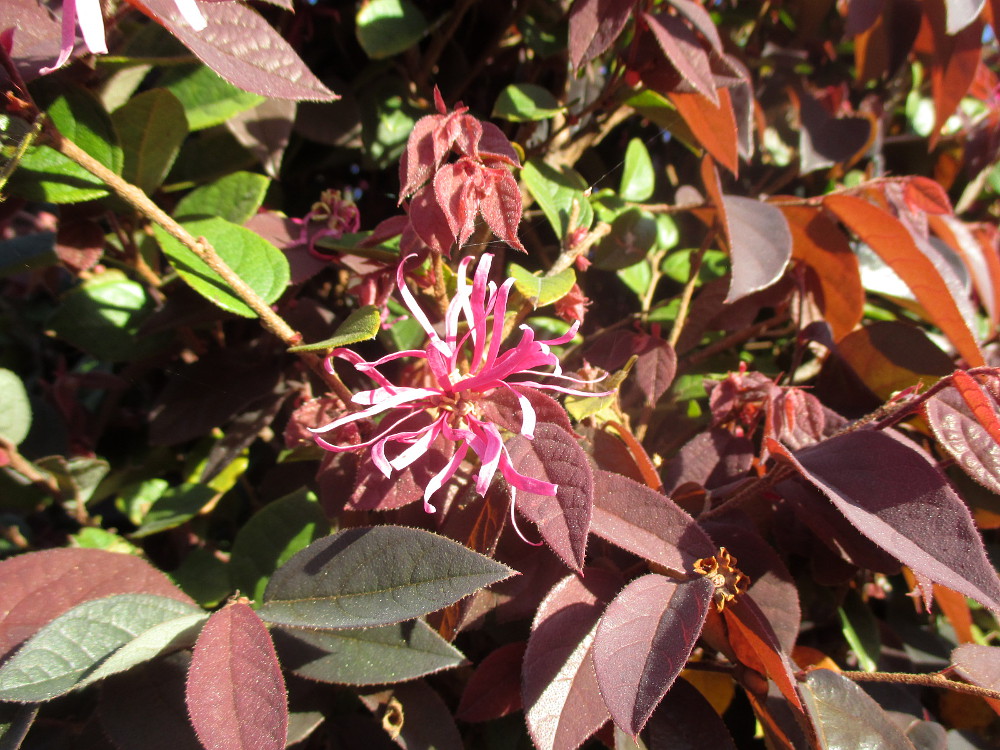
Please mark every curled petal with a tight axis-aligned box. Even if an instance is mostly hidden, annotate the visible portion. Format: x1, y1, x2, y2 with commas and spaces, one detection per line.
498, 450, 558, 496
469, 420, 504, 495
388, 418, 445, 472
423, 443, 470, 513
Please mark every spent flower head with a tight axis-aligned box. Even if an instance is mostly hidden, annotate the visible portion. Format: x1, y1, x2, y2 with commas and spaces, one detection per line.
312, 253, 606, 530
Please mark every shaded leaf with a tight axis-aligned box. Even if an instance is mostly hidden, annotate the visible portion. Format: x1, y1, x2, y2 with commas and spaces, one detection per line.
568, 0, 634, 69
142, 0, 338, 101
0, 594, 202, 702
160, 64, 265, 131
274, 620, 465, 686
493, 84, 565, 122
186, 602, 287, 750
591, 469, 714, 572
506, 423, 594, 570
154, 217, 291, 318
356, 0, 429, 59
174, 171, 271, 225
825, 195, 984, 366
521, 159, 594, 239
593, 574, 714, 735
132, 483, 216, 538
456, 642, 526, 722
99, 653, 202, 750
226, 98, 296, 179
111, 88, 188, 194
769, 430, 1000, 613
359, 681, 462, 750
720, 196, 792, 303
794, 87, 872, 173
509, 264, 576, 307
288, 306, 381, 352
800, 669, 916, 749
592, 209, 659, 270
645, 676, 738, 750
0, 548, 194, 660
259, 526, 513, 628
523, 570, 620, 750
0, 368, 31, 446
229, 489, 329, 602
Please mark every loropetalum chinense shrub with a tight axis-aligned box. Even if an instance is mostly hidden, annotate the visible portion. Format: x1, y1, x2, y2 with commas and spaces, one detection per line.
5, 2, 1000, 749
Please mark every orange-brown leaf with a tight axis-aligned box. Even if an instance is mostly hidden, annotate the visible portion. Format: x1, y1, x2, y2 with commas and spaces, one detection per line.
668, 87, 739, 175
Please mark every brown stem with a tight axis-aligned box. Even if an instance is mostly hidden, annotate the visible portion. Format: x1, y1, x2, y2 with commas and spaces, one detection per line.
0, 436, 63, 503
42, 121, 354, 404
835, 670, 1000, 702
668, 229, 715, 348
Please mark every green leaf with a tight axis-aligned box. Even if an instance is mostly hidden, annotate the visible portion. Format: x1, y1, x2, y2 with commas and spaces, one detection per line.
229, 489, 330, 603
509, 264, 576, 307
0, 594, 202, 702
170, 548, 232, 609
160, 65, 265, 131
838, 590, 880, 672
0, 369, 32, 446
493, 84, 565, 122
11, 81, 122, 203
356, 0, 429, 59
0, 232, 58, 277
617, 261, 653, 300
174, 171, 271, 225
521, 159, 593, 240
35, 456, 109, 506
154, 217, 291, 318
47, 270, 157, 362
69, 528, 142, 556
259, 526, 514, 629
276, 620, 466, 686
592, 209, 658, 270
620, 138, 655, 202
111, 88, 188, 194
288, 305, 382, 352
164, 128, 257, 188
132, 483, 217, 538
118, 478, 170, 527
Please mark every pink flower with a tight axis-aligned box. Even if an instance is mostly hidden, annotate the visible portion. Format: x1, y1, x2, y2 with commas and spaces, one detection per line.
312, 253, 604, 528
45, 0, 208, 74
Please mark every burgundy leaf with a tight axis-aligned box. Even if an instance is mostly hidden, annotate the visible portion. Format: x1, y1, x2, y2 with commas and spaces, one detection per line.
186, 601, 287, 750
350, 437, 454, 511
456, 641, 526, 722
592, 573, 714, 735
226, 98, 296, 178
0, 548, 194, 660
721, 195, 792, 303
434, 160, 480, 247
644, 12, 719, 105
669, 0, 724, 51
794, 87, 872, 174
769, 430, 1000, 613
399, 115, 441, 200
645, 676, 738, 749
478, 168, 526, 252
568, 0, 635, 69
477, 122, 521, 167
927, 383, 1000, 495
506, 423, 594, 570
662, 428, 754, 493
137, 0, 337, 101
408, 184, 456, 254
951, 643, 1000, 691
522, 569, 620, 750
591, 469, 715, 572
55, 219, 104, 272
799, 669, 915, 750
479, 387, 575, 437
359, 681, 462, 750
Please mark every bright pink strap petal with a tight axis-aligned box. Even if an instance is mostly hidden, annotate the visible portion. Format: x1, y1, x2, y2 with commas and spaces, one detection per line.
423, 443, 469, 513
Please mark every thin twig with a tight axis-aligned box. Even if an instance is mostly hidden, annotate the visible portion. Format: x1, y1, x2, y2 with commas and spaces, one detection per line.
668, 229, 716, 348
835, 670, 1000, 702
0, 436, 63, 502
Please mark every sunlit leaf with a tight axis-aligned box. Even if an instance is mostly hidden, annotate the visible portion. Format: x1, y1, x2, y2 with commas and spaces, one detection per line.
0, 369, 31, 446
493, 84, 565, 122
509, 264, 576, 307
800, 669, 915, 749
287, 306, 382, 352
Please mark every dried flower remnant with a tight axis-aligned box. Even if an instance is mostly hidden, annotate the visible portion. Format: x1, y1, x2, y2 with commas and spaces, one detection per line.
693, 548, 750, 611
46, 0, 208, 73
296, 189, 362, 259
311, 253, 606, 529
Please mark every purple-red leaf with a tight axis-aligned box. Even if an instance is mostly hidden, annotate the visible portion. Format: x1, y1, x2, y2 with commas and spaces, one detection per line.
399, 115, 441, 199
0, 548, 194, 660
506, 423, 594, 570
360, 681, 462, 750
186, 601, 287, 750
479, 387, 575, 437
645, 676, 738, 749
138, 0, 338, 101
408, 183, 456, 254
723, 596, 803, 711
478, 168, 526, 252
720, 195, 792, 303
926, 377, 1000, 495
523, 569, 620, 750
591, 469, 714, 573
568, 0, 635, 69
644, 11, 719, 105
592, 573, 714, 735
456, 641, 526, 722
769, 430, 1000, 614
951, 643, 1000, 691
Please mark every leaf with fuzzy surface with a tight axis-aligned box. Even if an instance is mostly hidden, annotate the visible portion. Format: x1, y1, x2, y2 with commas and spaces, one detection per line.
568, 0, 635, 69
927, 376, 1000, 495
523, 569, 620, 750
457, 642, 526, 722
769, 430, 1000, 614
259, 526, 513, 628
187, 602, 287, 750
506, 423, 594, 570
593, 573, 714, 735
